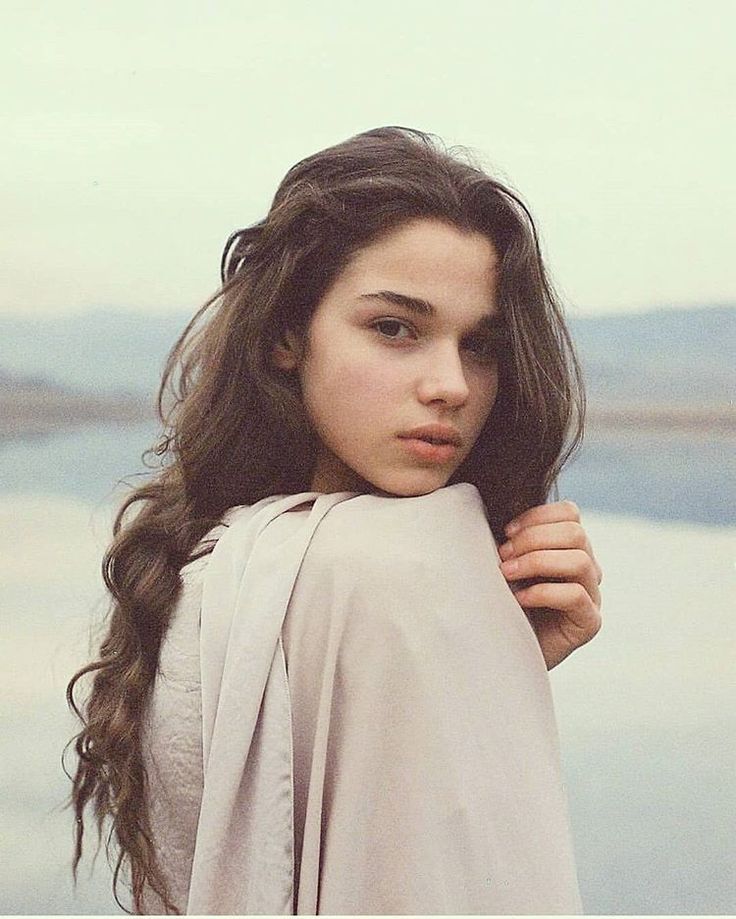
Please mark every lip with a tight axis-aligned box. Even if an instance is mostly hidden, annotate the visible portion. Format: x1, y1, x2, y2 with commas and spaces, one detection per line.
399, 438, 459, 464
398, 424, 463, 447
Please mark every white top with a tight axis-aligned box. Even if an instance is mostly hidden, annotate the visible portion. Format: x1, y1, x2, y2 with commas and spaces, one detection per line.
141, 484, 582, 914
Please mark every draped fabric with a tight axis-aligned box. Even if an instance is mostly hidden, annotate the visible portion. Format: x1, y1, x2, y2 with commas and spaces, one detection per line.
141, 484, 582, 914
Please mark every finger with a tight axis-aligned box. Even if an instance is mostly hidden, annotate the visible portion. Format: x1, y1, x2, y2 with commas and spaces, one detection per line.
498, 522, 603, 586
505, 499, 580, 536
498, 520, 591, 560
500, 548, 601, 606
513, 581, 602, 638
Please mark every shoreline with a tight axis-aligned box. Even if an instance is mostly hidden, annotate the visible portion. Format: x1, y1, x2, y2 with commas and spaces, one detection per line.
0, 391, 154, 439
1, 393, 733, 439
585, 403, 734, 434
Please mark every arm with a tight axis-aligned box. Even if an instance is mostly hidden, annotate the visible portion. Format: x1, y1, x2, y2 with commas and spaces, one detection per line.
498, 500, 603, 670
287, 484, 582, 915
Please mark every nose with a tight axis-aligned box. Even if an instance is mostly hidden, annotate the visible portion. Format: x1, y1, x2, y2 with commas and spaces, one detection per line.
416, 341, 470, 407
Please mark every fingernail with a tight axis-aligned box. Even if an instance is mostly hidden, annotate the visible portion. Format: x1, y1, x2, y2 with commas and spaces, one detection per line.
498, 541, 514, 560
505, 521, 519, 535
500, 559, 518, 574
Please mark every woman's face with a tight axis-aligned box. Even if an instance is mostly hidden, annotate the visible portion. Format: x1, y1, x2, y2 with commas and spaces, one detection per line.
276, 218, 502, 496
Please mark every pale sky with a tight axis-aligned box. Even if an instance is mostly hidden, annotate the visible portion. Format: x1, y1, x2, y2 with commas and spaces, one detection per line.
2, 0, 734, 318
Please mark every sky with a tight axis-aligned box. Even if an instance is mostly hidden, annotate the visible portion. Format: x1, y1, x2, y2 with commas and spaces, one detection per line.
2, 0, 734, 319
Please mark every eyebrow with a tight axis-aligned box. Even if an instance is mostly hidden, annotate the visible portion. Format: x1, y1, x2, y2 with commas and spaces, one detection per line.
357, 289, 505, 334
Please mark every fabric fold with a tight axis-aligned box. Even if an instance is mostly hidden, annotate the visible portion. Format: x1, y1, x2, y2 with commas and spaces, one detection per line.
188, 491, 356, 914
142, 484, 582, 915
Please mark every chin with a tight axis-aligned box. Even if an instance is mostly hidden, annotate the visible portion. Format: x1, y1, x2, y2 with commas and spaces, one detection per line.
368, 468, 452, 498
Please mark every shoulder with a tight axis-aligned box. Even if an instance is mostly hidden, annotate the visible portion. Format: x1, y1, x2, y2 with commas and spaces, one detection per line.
287, 484, 524, 676
172, 484, 495, 626
307, 483, 495, 569
172, 485, 493, 599
292, 485, 501, 641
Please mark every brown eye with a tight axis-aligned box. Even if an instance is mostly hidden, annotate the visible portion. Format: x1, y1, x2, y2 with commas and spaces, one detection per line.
372, 318, 415, 340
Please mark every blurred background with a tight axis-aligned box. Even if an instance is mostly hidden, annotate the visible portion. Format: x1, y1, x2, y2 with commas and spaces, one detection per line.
1, 1, 734, 913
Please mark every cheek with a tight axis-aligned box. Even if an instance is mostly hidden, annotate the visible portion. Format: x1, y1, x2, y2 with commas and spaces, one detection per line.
348, 356, 405, 402
307, 350, 403, 410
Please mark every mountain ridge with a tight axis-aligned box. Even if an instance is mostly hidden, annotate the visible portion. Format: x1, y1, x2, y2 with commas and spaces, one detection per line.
0, 304, 733, 407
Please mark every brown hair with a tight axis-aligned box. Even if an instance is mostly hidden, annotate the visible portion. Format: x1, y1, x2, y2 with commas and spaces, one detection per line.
65, 125, 584, 912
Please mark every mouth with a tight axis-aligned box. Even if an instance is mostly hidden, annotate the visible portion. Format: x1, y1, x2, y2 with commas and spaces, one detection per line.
398, 425, 463, 447
397, 425, 463, 464
411, 435, 451, 446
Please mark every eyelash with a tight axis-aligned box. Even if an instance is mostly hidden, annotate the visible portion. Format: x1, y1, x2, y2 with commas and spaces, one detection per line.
370, 317, 500, 363
372, 317, 416, 341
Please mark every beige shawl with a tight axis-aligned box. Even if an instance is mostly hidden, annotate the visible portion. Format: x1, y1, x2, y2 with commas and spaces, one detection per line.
141, 484, 582, 914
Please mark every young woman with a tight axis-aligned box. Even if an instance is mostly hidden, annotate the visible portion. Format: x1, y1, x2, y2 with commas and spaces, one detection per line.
67, 126, 602, 915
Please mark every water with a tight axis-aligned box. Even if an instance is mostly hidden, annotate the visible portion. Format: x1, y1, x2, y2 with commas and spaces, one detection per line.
1, 423, 734, 913
2, 421, 734, 526
558, 427, 736, 528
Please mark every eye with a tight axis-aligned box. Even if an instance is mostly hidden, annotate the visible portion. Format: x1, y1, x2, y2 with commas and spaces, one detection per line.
371, 318, 416, 341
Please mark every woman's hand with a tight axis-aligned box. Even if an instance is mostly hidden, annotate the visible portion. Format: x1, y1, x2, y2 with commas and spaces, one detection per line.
498, 500, 602, 670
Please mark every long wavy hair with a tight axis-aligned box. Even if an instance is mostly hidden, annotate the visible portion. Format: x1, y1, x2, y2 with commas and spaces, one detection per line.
65, 125, 585, 912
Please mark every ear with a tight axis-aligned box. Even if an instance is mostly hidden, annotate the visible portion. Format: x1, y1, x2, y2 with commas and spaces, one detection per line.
271, 330, 301, 371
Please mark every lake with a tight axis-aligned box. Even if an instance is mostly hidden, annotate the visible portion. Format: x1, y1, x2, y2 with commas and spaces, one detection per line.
1, 420, 734, 526
0, 422, 734, 914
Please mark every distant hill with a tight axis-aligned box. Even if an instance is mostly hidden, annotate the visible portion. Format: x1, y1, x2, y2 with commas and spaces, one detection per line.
569, 304, 734, 405
0, 367, 64, 393
0, 367, 150, 437
0, 304, 734, 410
0, 310, 184, 397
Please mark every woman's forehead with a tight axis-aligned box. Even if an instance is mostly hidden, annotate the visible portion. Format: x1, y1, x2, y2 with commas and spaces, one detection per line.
346, 217, 498, 271
329, 219, 499, 320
